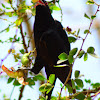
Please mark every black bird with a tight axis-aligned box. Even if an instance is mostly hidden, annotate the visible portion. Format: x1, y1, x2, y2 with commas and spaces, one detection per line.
31, 0, 71, 99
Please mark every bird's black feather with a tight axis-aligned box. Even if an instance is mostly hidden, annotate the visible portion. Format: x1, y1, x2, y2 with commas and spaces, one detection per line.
31, 2, 71, 99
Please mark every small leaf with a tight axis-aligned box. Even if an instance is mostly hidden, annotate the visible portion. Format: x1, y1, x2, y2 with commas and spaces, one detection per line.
39, 83, 52, 93
50, 5, 61, 11
2, 3, 5, 8
6, 7, 11, 9
66, 84, 73, 93
77, 28, 80, 35
20, 49, 25, 54
75, 93, 85, 100
26, 78, 35, 86
35, 74, 46, 81
98, 98, 100, 100
91, 83, 100, 88
85, 79, 91, 84
6, 27, 10, 32
7, 78, 14, 84
84, 13, 90, 19
5, 12, 12, 17
84, 53, 88, 61
51, 96, 57, 100
75, 70, 80, 78
69, 48, 78, 56
57, 59, 67, 64
87, 47, 95, 54
68, 36, 77, 43
86, 0, 94, 5
54, 64, 68, 67
58, 52, 68, 60
15, 18, 23, 26
49, 74, 55, 84
13, 79, 21, 86
91, 15, 96, 20
68, 55, 74, 64
78, 50, 85, 58
75, 79, 84, 88
71, 79, 76, 89
89, 53, 100, 58
84, 29, 90, 34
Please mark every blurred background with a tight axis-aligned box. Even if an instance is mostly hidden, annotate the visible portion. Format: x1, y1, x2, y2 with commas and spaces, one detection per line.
0, 0, 100, 99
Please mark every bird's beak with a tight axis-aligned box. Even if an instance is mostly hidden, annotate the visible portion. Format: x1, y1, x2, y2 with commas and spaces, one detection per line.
33, 0, 46, 7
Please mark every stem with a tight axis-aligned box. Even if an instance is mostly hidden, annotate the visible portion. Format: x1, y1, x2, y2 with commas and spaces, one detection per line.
10, 86, 15, 99
58, 4, 100, 100
68, 87, 100, 99
18, 23, 28, 100
20, 23, 28, 53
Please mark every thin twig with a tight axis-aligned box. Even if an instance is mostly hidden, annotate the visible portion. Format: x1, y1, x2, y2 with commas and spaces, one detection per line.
0, 23, 14, 33
68, 87, 100, 99
20, 23, 28, 53
57, 2, 63, 22
10, 86, 15, 99
18, 23, 28, 100
58, 4, 100, 100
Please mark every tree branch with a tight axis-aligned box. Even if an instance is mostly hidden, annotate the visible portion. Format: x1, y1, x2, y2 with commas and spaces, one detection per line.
18, 23, 28, 100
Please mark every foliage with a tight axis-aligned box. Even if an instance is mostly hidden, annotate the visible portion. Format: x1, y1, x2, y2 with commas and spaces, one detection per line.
0, 0, 100, 100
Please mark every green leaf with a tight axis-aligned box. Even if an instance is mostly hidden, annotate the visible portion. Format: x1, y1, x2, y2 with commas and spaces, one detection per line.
86, 96, 92, 100
68, 36, 77, 43
39, 96, 46, 100
20, 49, 25, 54
75, 79, 84, 88
77, 28, 80, 35
75, 70, 80, 78
84, 29, 89, 34
84, 53, 88, 61
71, 79, 76, 89
89, 53, 100, 58
78, 50, 85, 58
91, 15, 96, 20
86, 0, 94, 5
2, 3, 5, 8
7, 78, 14, 84
35, 74, 46, 81
57, 59, 68, 64
51, 96, 57, 100
15, 18, 23, 26
54, 64, 68, 67
39, 83, 52, 93
66, 84, 73, 93
87, 46, 95, 54
26, 78, 35, 86
6, 7, 11, 9
69, 48, 78, 56
84, 13, 90, 19
5, 12, 13, 17
91, 83, 100, 88
13, 79, 21, 86
0, 8, 3, 12
58, 52, 68, 60
85, 79, 91, 84
49, 74, 55, 84
6, 27, 10, 32
68, 55, 74, 64
75, 93, 85, 100
50, 5, 61, 11
98, 98, 100, 100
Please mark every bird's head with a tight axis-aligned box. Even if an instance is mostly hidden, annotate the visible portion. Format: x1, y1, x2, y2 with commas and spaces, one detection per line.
32, 0, 48, 7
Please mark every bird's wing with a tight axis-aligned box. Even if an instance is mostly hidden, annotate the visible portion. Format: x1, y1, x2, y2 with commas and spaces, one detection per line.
39, 29, 68, 65
39, 29, 71, 83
